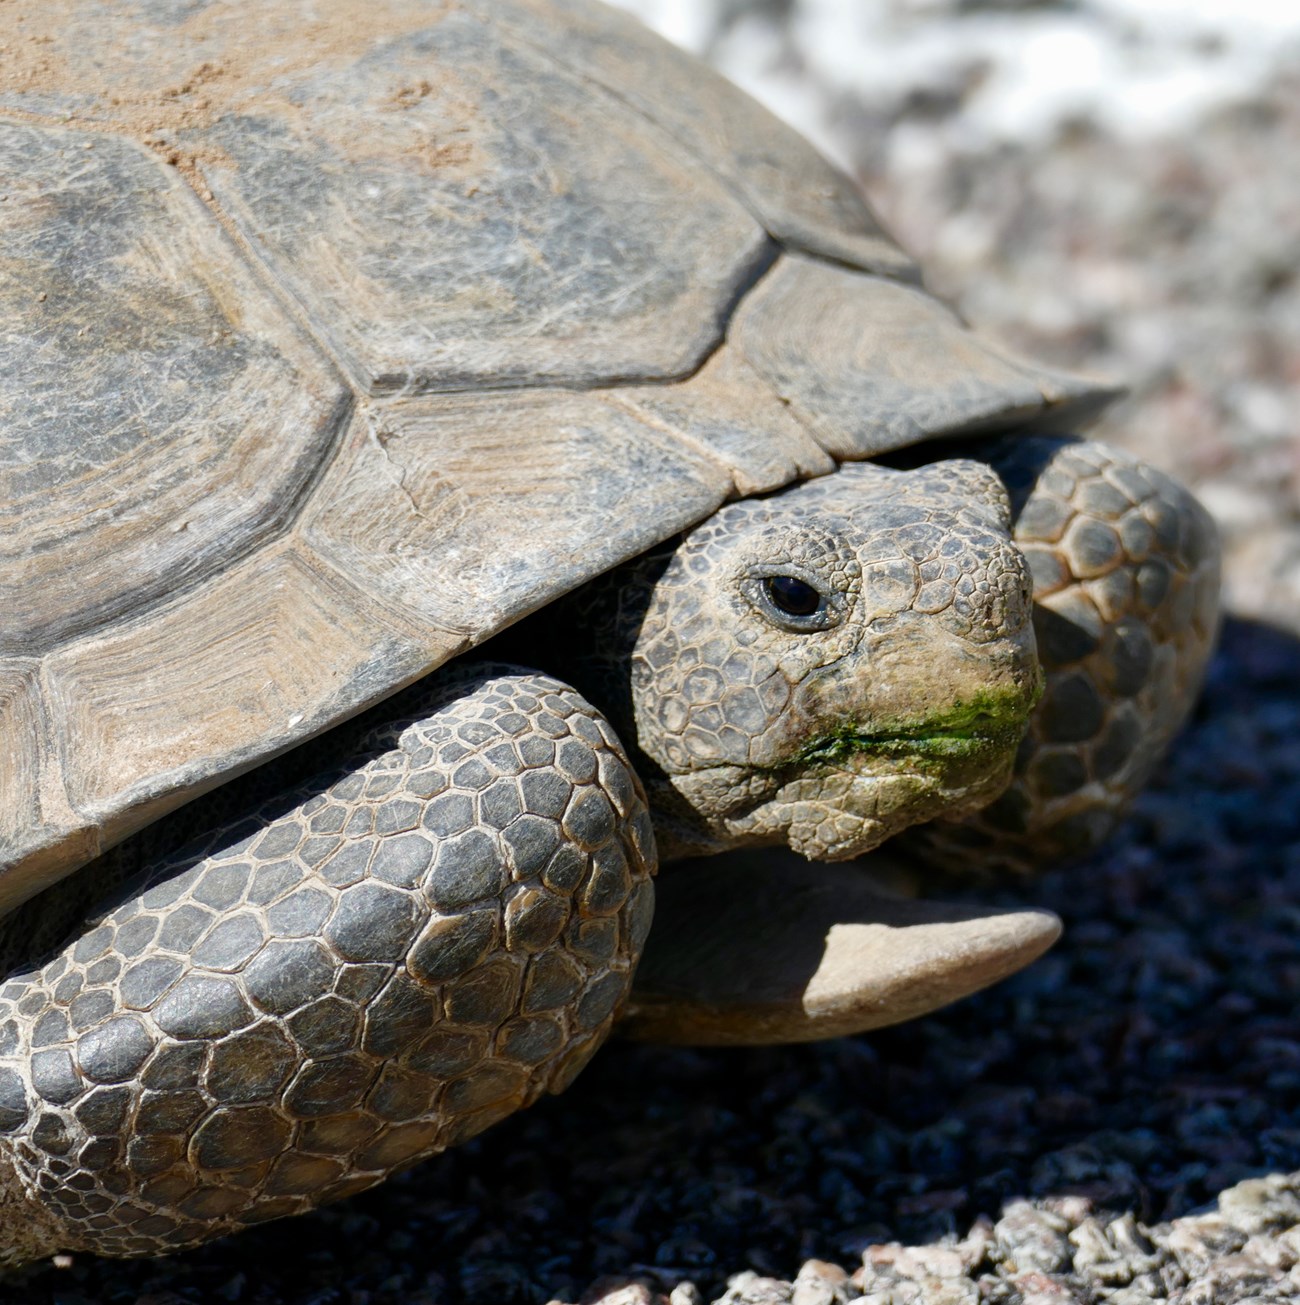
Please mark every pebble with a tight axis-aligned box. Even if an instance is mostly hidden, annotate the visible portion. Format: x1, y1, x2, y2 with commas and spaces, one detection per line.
791, 1260, 851, 1305
714, 1272, 794, 1304
579, 1279, 663, 1305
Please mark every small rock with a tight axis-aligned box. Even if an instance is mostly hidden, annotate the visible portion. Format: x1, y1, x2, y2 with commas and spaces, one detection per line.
1102, 1288, 1157, 1305
712, 1271, 794, 1305
993, 1202, 1072, 1275
1008, 1272, 1075, 1303
1159, 1213, 1248, 1276
1069, 1213, 1159, 1286
854, 1243, 977, 1304
950, 1217, 994, 1275
792, 1259, 851, 1305
1217, 1173, 1300, 1236
580, 1277, 664, 1305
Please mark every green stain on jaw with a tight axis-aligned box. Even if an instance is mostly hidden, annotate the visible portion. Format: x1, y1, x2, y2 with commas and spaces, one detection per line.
791, 686, 1040, 771
796, 725, 1009, 767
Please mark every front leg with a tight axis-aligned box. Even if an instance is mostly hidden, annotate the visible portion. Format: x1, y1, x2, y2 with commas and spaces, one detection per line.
0, 668, 654, 1264
908, 436, 1220, 874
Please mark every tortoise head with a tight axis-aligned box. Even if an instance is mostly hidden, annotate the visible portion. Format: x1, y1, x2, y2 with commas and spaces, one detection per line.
565, 460, 1041, 862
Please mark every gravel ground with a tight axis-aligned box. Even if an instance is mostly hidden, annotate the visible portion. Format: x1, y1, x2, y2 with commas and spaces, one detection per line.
4, 4, 1298, 1302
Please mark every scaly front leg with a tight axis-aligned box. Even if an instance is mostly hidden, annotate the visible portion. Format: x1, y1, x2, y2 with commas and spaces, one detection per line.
0, 668, 654, 1263
909, 436, 1220, 874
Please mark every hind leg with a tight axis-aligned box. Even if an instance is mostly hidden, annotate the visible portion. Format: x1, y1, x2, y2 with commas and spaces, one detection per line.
907, 436, 1220, 874
0, 667, 654, 1264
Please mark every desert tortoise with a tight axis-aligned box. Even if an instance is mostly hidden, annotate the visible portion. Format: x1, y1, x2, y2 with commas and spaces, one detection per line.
0, 0, 1219, 1265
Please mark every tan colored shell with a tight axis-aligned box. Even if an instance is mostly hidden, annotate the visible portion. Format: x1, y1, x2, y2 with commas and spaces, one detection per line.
0, 0, 1111, 910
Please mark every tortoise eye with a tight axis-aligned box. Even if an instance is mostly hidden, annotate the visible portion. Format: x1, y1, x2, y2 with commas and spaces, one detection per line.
763, 575, 823, 618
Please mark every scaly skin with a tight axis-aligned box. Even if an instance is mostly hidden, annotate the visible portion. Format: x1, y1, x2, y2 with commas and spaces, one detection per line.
0, 669, 653, 1261
558, 460, 1042, 861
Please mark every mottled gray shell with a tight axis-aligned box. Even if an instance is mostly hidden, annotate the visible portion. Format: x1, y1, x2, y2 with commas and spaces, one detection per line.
0, 0, 1110, 908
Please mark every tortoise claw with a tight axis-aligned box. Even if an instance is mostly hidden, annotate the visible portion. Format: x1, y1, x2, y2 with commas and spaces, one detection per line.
622, 849, 1060, 1045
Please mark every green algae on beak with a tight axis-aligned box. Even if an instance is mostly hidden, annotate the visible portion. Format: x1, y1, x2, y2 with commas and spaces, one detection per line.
790, 682, 1043, 772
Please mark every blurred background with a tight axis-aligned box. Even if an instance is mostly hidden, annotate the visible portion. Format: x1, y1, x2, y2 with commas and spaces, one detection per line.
613, 0, 1300, 631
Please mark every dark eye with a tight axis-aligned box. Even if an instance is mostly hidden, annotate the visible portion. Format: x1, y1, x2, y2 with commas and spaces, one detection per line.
763, 575, 823, 618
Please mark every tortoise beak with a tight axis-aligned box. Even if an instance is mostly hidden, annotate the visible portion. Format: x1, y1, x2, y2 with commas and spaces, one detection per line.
621, 847, 1060, 1046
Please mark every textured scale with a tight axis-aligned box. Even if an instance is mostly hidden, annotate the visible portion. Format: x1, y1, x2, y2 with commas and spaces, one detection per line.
0, 670, 653, 1261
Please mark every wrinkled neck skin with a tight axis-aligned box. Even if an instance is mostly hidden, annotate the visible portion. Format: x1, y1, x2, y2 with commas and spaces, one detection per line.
552, 460, 1043, 864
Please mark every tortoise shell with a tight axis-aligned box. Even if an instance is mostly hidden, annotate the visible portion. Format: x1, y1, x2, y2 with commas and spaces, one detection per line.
0, 0, 1109, 908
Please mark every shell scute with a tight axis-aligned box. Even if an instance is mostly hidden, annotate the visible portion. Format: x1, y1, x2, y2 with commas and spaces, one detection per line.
188, 10, 770, 394
0, 122, 349, 659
